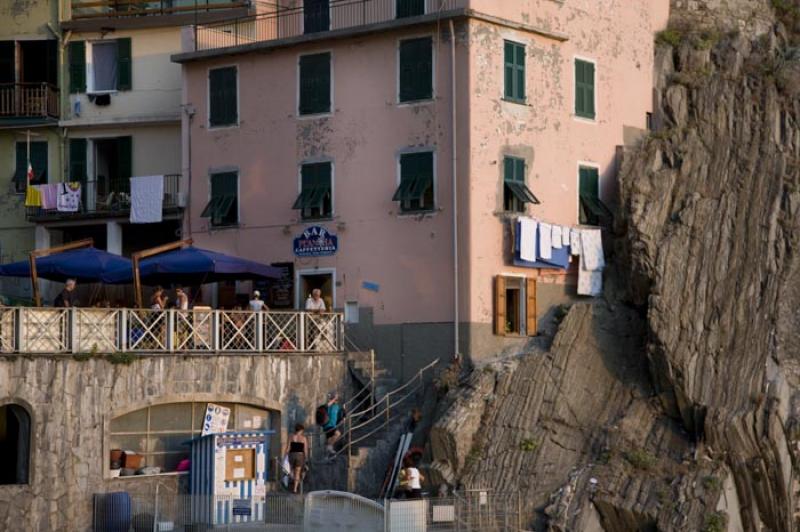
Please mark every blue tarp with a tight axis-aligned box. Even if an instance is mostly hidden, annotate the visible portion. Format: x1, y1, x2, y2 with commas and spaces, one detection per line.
514, 221, 572, 270
104, 246, 282, 285
0, 247, 132, 283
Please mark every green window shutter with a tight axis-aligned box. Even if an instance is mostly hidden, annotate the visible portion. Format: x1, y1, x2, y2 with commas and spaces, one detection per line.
209, 67, 237, 127
298, 162, 332, 219
116, 38, 132, 91
116, 136, 132, 193
30, 142, 48, 184
579, 167, 599, 198
299, 53, 331, 115
69, 41, 86, 94
504, 41, 525, 102
399, 38, 432, 102
503, 156, 525, 182
14, 143, 27, 193
398, 152, 433, 212
210, 172, 238, 226
396, 0, 424, 18
69, 138, 88, 183
575, 59, 596, 119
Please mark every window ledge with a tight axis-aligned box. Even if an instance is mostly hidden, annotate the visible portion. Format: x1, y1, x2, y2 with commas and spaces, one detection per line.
208, 123, 240, 130
297, 112, 333, 120
573, 114, 597, 123
300, 217, 335, 223
495, 210, 528, 218
397, 209, 439, 219
397, 98, 435, 107
87, 90, 118, 95
209, 223, 240, 231
502, 97, 528, 106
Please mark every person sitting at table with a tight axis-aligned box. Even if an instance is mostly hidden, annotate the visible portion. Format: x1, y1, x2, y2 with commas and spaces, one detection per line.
54, 279, 77, 308
151, 287, 168, 310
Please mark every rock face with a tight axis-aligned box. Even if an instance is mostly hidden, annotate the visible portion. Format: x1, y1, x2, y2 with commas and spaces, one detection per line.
430, 2, 800, 531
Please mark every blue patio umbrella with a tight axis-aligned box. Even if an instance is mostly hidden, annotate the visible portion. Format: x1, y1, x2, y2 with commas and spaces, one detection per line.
0, 247, 132, 283
104, 246, 282, 286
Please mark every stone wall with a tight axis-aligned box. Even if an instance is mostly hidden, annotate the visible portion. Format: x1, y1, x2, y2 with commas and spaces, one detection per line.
0, 353, 348, 532
670, 0, 774, 36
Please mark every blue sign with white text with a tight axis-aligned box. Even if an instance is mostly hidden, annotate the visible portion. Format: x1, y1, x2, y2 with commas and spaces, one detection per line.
293, 226, 338, 257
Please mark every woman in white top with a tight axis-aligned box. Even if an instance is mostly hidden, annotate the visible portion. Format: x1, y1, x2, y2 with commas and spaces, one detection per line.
304, 288, 326, 312
404, 458, 424, 499
175, 286, 189, 311
249, 290, 267, 311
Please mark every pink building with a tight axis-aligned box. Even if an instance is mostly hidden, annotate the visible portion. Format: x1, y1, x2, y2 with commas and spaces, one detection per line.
174, 0, 669, 376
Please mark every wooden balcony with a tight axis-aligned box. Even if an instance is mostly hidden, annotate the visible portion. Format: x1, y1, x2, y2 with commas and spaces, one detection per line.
0, 83, 59, 120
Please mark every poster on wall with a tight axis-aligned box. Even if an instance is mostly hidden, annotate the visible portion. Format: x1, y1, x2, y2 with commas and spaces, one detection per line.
202, 403, 231, 436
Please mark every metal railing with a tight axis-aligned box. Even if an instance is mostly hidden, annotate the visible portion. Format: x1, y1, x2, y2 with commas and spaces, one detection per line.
193, 0, 465, 51
71, 0, 249, 20
0, 83, 59, 119
25, 174, 182, 221
1, 307, 344, 354
336, 358, 438, 459
92, 489, 523, 531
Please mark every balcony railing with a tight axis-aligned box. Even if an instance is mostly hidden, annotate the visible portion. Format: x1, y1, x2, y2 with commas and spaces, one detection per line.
0, 307, 344, 354
193, 0, 465, 52
70, 0, 250, 20
0, 83, 59, 119
25, 174, 183, 222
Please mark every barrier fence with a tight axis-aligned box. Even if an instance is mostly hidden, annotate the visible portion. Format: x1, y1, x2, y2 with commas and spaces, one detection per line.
193, 0, 466, 51
92, 489, 523, 531
0, 307, 343, 355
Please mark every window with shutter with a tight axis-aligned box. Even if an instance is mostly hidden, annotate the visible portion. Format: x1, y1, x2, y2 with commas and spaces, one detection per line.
202, 171, 238, 227
502, 156, 539, 212
578, 165, 612, 226
13, 143, 46, 193
209, 66, 238, 127
304, 0, 330, 34
91, 40, 118, 92
494, 276, 506, 336
495, 275, 536, 336
399, 37, 433, 103
117, 38, 132, 91
69, 138, 88, 184
396, 0, 424, 18
299, 53, 331, 115
503, 41, 525, 103
293, 162, 333, 220
575, 59, 596, 119
525, 277, 537, 337
68, 41, 86, 94
394, 151, 434, 213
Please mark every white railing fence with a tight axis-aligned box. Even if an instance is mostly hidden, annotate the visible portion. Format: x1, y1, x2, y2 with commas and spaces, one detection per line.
1, 308, 344, 355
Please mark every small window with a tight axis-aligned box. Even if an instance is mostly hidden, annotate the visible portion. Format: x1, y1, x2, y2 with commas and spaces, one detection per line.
494, 276, 537, 337
109, 402, 271, 475
578, 166, 612, 226
0, 404, 31, 485
15, 141, 48, 193
299, 53, 331, 116
503, 156, 539, 213
293, 161, 332, 220
504, 41, 525, 103
394, 151, 434, 213
85, 38, 131, 93
344, 301, 359, 324
201, 171, 238, 227
209, 66, 238, 127
575, 59, 596, 119
399, 37, 433, 103
396, 0, 424, 18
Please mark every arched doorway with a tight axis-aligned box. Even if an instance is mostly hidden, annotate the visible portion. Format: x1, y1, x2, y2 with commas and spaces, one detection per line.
0, 403, 31, 485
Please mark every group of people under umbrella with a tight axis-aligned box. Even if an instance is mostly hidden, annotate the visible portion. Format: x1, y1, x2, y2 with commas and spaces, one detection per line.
0, 243, 283, 309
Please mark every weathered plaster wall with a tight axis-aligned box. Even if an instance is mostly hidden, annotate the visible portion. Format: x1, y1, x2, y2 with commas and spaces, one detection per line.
0, 354, 348, 532
64, 27, 182, 125
0, 0, 57, 38
463, 1, 668, 332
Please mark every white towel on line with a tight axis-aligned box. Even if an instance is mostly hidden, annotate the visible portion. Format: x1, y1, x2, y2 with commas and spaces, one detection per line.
519, 218, 538, 262
580, 228, 605, 270
570, 229, 582, 255
577, 256, 604, 296
130, 175, 164, 224
561, 226, 571, 247
551, 225, 563, 249
538, 222, 552, 260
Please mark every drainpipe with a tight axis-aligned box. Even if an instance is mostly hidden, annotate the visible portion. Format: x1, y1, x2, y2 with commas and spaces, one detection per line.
449, 19, 459, 360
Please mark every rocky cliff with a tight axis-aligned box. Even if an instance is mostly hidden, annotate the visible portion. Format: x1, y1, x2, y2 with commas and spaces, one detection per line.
429, 2, 800, 531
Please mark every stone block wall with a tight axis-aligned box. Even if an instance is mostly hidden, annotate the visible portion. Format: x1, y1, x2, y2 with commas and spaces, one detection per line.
0, 353, 348, 531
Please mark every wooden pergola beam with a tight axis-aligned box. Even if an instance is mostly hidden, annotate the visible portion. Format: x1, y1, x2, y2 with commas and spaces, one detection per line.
29, 238, 94, 307
132, 238, 193, 308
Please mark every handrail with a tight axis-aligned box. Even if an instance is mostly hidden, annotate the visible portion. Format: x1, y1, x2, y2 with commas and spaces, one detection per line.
334, 358, 438, 458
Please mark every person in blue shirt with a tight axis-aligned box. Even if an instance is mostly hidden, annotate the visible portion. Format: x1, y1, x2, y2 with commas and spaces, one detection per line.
323, 391, 344, 455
